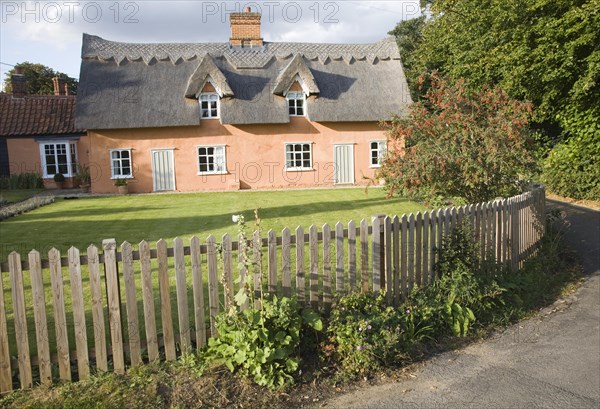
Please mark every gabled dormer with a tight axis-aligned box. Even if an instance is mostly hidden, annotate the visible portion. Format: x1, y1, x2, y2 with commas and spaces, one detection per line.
185, 54, 234, 120
273, 53, 320, 118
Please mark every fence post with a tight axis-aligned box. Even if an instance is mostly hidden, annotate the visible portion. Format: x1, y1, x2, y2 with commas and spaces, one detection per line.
373, 214, 386, 290
102, 238, 125, 374
0, 264, 11, 392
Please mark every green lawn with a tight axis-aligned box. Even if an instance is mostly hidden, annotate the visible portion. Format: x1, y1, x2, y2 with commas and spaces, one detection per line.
0, 188, 424, 361
0, 189, 44, 205
0, 188, 424, 260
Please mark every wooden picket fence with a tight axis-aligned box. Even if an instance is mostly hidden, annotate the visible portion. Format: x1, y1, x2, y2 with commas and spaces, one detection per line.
0, 187, 545, 391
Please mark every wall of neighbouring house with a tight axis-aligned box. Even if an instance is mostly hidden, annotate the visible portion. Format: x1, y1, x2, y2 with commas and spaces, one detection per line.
6, 135, 91, 189
88, 118, 388, 194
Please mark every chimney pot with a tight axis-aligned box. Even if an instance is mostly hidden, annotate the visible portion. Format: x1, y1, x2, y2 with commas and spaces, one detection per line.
15, 66, 23, 75
245, 6, 251, 12
52, 76, 68, 96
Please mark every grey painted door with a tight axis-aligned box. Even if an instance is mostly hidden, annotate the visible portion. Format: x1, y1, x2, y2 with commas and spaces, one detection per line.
151, 149, 176, 191
334, 144, 355, 184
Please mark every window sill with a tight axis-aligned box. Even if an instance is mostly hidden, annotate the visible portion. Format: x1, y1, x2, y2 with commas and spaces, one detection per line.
198, 171, 227, 176
369, 165, 382, 169
285, 168, 314, 172
111, 176, 134, 180
43, 175, 75, 179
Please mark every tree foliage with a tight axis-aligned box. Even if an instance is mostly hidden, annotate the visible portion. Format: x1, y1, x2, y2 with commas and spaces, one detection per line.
388, 16, 426, 101
542, 132, 600, 201
3, 62, 77, 95
391, 0, 599, 144
378, 74, 537, 204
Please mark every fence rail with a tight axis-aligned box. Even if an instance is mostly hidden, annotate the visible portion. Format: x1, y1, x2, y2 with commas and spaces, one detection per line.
0, 188, 545, 391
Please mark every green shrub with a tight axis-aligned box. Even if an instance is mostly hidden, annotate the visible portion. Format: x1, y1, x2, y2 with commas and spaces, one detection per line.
325, 291, 433, 378
53, 173, 65, 183
205, 295, 322, 389
542, 133, 600, 201
426, 222, 505, 335
0, 172, 43, 189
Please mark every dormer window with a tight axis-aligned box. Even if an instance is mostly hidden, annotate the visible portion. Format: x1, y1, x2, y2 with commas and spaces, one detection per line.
200, 93, 219, 118
287, 92, 305, 116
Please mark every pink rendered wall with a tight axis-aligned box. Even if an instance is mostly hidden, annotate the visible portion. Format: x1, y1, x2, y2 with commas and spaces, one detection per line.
7, 135, 90, 189
88, 117, 387, 194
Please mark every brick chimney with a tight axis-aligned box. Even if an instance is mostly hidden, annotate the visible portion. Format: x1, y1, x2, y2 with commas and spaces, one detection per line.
52, 76, 68, 96
11, 66, 27, 98
229, 6, 263, 48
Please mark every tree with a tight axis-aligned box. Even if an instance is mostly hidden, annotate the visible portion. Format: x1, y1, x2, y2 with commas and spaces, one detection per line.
388, 16, 426, 101
390, 0, 599, 145
377, 74, 537, 204
3, 62, 78, 95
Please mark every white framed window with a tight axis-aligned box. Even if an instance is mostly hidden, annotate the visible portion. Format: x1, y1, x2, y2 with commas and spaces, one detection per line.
110, 149, 133, 178
200, 93, 219, 118
39, 141, 78, 178
197, 145, 227, 175
287, 92, 305, 116
370, 140, 387, 167
285, 143, 312, 171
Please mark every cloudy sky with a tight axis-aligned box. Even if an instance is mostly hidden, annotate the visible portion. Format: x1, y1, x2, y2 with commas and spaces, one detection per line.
0, 1, 420, 85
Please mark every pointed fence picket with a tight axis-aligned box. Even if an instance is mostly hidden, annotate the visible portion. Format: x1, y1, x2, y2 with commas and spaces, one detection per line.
0, 188, 545, 390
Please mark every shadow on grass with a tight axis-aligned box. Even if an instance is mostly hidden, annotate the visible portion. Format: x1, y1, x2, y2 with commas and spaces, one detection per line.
1, 196, 416, 257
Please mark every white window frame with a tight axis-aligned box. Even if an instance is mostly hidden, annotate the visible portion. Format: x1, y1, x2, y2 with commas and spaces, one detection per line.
285, 142, 313, 171
370, 140, 387, 168
197, 145, 227, 175
286, 91, 306, 116
110, 149, 133, 179
39, 140, 78, 178
199, 92, 220, 119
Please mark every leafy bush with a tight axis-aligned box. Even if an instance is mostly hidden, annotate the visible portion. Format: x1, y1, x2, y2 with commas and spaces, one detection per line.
542, 133, 600, 201
378, 73, 538, 204
204, 211, 322, 389
0, 172, 43, 189
325, 291, 433, 378
0, 196, 54, 221
205, 295, 321, 389
425, 222, 505, 335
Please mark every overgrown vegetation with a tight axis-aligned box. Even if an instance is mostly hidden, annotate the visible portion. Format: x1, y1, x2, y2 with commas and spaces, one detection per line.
389, 0, 599, 201
378, 74, 537, 204
542, 133, 600, 201
0, 173, 43, 190
0, 208, 582, 408
204, 212, 323, 389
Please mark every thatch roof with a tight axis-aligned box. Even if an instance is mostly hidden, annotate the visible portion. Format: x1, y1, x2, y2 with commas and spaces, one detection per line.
185, 54, 234, 98
76, 34, 411, 128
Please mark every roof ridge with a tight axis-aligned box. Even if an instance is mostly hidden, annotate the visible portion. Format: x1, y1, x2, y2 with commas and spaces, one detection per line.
81, 33, 400, 68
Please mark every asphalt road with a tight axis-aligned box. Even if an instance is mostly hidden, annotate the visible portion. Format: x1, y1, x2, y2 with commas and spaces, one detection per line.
320, 199, 600, 409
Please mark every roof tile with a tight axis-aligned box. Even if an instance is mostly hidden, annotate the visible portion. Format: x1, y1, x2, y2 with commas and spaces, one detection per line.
0, 94, 82, 137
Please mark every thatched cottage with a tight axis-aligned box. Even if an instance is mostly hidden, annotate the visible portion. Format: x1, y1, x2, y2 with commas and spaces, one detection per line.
76, 7, 411, 193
